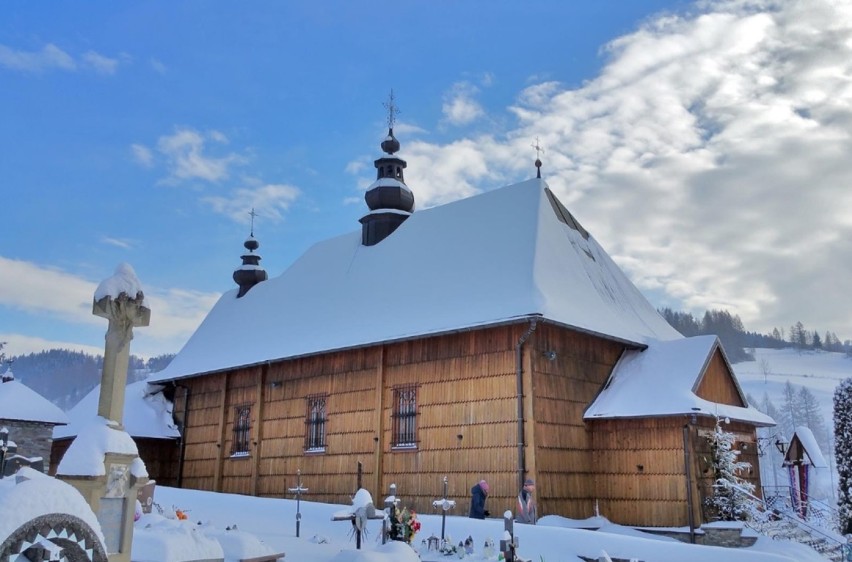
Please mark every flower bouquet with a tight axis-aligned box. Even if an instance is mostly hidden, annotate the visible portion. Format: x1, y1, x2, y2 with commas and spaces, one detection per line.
388, 505, 421, 544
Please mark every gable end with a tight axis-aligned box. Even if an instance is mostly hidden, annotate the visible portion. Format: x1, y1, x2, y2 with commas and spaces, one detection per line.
693, 347, 746, 407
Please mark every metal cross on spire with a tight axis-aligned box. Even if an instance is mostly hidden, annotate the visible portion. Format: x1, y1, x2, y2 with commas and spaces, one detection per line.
383, 89, 400, 130
532, 137, 545, 178
248, 208, 258, 236
532, 137, 545, 160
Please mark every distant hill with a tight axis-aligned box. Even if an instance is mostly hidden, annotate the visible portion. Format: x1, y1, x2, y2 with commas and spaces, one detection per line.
735, 347, 852, 503
1, 350, 175, 411
659, 307, 851, 363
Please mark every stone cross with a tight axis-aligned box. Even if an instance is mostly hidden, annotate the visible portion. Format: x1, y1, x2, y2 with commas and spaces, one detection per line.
288, 469, 309, 537
93, 273, 150, 427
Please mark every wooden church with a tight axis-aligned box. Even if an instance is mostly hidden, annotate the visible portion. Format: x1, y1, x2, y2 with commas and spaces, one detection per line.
150, 111, 773, 527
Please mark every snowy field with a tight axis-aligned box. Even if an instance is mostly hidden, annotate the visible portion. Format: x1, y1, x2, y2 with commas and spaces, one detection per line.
735, 347, 851, 422
149, 485, 827, 562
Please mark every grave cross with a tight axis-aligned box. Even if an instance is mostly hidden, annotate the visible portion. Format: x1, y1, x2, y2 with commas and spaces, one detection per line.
288, 469, 309, 538
431, 475, 456, 541
500, 511, 522, 562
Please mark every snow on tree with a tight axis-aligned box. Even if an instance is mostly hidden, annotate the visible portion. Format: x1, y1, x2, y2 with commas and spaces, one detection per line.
705, 417, 757, 521
797, 386, 830, 454
779, 381, 800, 439
833, 377, 852, 535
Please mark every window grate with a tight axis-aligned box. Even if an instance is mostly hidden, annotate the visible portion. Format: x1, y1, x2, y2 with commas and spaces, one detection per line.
392, 384, 418, 448
304, 394, 328, 452
232, 404, 251, 456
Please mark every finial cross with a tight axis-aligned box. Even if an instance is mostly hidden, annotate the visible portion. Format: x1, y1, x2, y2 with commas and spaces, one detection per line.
248, 208, 258, 236
383, 89, 400, 129
532, 137, 545, 160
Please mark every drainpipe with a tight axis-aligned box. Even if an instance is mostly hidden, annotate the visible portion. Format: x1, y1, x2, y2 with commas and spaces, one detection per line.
515, 318, 538, 491
174, 382, 190, 488
683, 422, 696, 543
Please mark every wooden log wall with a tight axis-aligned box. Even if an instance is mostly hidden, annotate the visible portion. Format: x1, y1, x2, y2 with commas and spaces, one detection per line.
173, 325, 527, 517
529, 323, 629, 520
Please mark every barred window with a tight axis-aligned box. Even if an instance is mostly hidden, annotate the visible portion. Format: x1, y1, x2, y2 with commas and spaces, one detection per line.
305, 394, 327, 452
232, 404, 251, 456
392, 385, 418, 448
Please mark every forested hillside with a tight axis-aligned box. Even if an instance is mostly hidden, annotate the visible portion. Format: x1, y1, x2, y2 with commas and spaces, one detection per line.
659, 307, 851, 363
1, 349, 174, 411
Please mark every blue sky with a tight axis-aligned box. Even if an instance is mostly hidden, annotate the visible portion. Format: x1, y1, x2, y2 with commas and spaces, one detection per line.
3, 0, 852, 359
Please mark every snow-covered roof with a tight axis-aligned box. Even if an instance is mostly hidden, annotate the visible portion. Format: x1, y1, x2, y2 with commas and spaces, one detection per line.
53, 379, 179, 440
585, 335, 775, 426
151, 178, 681, 383
56, 416, 147, 477
0, 378, 68, 425
787, 426, 828, 468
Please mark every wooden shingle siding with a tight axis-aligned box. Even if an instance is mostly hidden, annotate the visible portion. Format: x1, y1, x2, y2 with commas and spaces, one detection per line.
167, 321, 764, 528
529, 323, 628, 519
695, 349, 746, 406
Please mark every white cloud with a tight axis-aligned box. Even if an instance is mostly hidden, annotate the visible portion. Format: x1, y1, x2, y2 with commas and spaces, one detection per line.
392, 122, 428, 136
150, 58, 167, 74
81, 50, 119, 74
345, 160, 367, 175
398, 0, 852, 338
101, 237, 135, 250
0, 43, 75, 72
0, 256, 220, 358
157, 128, 245, 183
0, 257, 102, 326
441, 81, 485, 126
202, 183, 301, 223
131, 143, 154, 167
0, 333, 104, 358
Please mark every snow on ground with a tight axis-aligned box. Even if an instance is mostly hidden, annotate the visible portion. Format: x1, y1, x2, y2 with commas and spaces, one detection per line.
734, 347, 851, 501
151, 485, 827, 562
735, 348, 851, 421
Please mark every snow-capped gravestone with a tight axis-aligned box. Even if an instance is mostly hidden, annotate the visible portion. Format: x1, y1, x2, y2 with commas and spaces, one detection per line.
57, 263, 150, 562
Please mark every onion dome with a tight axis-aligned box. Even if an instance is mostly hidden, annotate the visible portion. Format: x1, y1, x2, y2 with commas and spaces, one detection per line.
360, 91, 415, 246
233, 231, 268, 298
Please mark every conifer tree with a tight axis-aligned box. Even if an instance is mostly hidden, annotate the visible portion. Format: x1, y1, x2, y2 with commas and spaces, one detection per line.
834, 378, 852, 534
779, 381, 800, 439
705, 417, 756, 520
798, 386, 830, 453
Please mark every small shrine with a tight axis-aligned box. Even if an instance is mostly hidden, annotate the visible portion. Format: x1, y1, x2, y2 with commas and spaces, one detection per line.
783, 426, 828, 518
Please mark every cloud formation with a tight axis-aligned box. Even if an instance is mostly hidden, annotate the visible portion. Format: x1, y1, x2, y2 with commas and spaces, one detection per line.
0, 256, 220, 358
156, 128, 245, 183
0, 43, 75, 73
203, 183, 301, 224
442, 81, 485, 126
81, 50, 119, 74
396, 0, 852, 337
0, 43, 123, 75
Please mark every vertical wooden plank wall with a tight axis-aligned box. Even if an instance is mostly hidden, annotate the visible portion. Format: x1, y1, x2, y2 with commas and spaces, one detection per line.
381, 326, 519, 516
590, 418, 694, 526
693, 419, 762, 520
530, 323, 627, 520
695, 349, 746, 406
178, 373, 226, 491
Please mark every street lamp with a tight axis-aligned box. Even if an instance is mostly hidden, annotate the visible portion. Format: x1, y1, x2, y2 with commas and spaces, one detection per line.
775, 439, 787, 455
